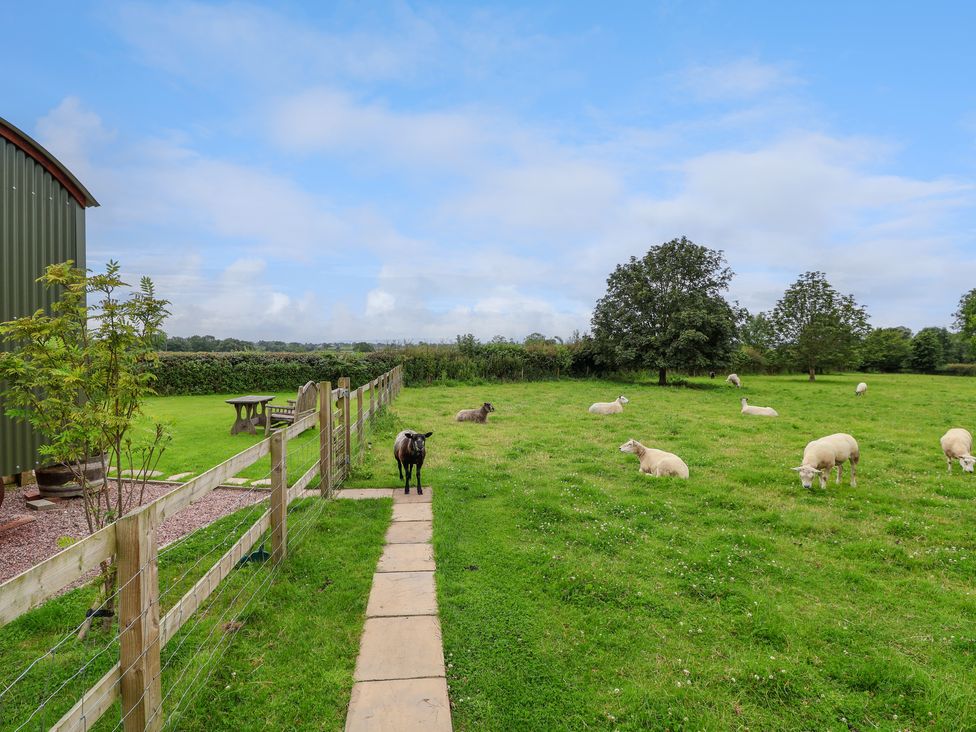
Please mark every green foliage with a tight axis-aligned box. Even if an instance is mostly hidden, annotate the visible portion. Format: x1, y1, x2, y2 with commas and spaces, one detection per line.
0, 261, 171, 531
860, 326, 912, 372
953, 288, 976, 359
770, 271, 869, 380
910, 328, 945, 372
591, 237, 740, 385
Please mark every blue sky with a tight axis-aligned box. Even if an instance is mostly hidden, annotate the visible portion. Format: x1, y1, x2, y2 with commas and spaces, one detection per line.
4, 1, 975, 341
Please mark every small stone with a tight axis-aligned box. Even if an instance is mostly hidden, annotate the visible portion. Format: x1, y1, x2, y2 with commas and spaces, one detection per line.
27, 499, 58, 511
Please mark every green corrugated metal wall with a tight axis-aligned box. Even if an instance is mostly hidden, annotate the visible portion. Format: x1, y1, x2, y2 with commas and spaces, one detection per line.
0, 136, 87, 476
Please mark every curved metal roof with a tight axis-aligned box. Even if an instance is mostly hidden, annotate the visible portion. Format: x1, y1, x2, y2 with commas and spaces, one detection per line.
0, 115, 99, 208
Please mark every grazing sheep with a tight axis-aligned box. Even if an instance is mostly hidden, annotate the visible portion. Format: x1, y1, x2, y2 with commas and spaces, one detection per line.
726, 373, 741, 388
855, 382, 868, 396
709, 371, 716, 379
588, 395, 629, 414
940, 428, 975, 473
456, 402, 495, 423
740, 398, 778, 417
394, 430, 433, 495
792, 433, 860, 489
619, 439, 689, 479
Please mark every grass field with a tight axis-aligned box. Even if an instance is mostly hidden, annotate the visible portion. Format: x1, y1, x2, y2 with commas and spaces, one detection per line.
345, 373, 976, 731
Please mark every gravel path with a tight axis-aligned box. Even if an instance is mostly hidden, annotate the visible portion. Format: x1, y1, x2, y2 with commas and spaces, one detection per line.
0, 482, 267, 585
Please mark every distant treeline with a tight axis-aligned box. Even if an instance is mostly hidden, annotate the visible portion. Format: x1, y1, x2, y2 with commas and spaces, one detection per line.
161, 334, 391, 353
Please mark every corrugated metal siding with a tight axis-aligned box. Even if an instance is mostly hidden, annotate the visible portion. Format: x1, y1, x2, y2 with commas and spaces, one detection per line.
0, 137, 86, 475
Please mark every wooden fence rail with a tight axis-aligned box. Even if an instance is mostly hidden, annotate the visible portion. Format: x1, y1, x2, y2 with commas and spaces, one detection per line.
0, 365, 403, 731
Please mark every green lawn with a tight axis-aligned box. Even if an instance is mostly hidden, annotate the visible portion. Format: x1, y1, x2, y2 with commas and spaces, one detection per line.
346, 374, 976, 730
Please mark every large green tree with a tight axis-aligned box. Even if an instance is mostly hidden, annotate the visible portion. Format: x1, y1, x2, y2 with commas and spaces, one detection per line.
860, 327, 912, 372
954, 288, 976, 360
910, 328, 945, 372
770, 271, 869, 380
591, 237, 739, 385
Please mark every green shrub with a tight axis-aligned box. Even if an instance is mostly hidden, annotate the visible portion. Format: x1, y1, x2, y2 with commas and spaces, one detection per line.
938, 362, 976, 377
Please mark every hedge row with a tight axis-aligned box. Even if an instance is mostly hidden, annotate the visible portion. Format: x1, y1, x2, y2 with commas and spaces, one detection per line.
149, 343, 598, 395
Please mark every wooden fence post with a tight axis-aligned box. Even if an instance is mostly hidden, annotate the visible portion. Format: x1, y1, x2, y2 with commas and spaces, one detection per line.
340, 377, 352, 478
369, 378, 375, 421
319, 381, 332, 498
356, 386, 364, 463
270, 430, 287, 563
117, 505, 162, 732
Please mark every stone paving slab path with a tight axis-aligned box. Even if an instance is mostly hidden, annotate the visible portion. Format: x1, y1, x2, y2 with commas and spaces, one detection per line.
345, 487, 452, 731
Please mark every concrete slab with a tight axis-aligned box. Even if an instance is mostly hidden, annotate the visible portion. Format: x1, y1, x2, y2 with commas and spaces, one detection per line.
377, 543, 435, 573
338, 489, 395, 500
166, 472, 194, 481
251, 478, 272, 487
366, 571, 437, 617
354, 616, 445, 681
224, 477, 249, 485
392, 503, 433, 522
346, 677, 452, 732
393, 487, 433, 504
26, 499, 58, 511
385, 521, 432, 544
120, 469, 163, 478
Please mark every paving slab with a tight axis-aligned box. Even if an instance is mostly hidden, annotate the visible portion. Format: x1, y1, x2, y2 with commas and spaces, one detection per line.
120, 469, 163, 478
366, 571, 437, 617
392, 502, 433, 522
392, 488, 433, 504
346, 677, 452, 732
385, 521, 432, 544
166, 472, 194, 481
26, 499, 58, 511
251, 478, 272, 487
377, 543, 435, 573
354, 616, 445, 681
338, 489, 395, 500
223, 477, 249, 486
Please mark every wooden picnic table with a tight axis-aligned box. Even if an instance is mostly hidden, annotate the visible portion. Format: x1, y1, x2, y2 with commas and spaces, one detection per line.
225, 395, 275, 436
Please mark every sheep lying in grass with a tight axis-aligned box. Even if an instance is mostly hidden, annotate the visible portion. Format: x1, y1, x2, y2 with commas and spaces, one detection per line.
588, 395, 629, 414
855, 382, 868, 396
940, 428, 975, 473
740, 398, 778, 417
726, 373, 741, 388
619, 439, 689, 478
793, 433, 859, 489
456, 402, 495, 423
394, 430, 432, 495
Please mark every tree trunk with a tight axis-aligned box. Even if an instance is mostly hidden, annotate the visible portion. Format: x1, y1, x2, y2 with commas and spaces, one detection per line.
658, 367, 667, 386
808, 366, 816, 381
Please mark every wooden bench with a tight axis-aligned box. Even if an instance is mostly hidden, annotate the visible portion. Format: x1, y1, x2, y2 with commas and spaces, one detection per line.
267, 381, 318, 432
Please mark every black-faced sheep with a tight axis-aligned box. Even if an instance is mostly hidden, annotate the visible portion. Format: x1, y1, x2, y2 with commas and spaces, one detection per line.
394, 430, 432, 495
456, 402, 495, 423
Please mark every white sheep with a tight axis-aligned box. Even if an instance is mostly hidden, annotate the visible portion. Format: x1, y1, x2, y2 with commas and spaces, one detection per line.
940, 428, 975, 473
740, 397, 778, 417
726, 373, 741, 388
588, 395, 629, 414
792, 433, 860, 489
619, 439, 689, 479
855, 382, 867, 396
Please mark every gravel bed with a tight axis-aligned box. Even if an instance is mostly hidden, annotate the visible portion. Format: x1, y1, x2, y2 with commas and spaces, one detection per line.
0, 482, 267, 585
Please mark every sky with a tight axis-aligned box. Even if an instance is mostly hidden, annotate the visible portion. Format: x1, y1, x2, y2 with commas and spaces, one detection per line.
3, 1, 975, 342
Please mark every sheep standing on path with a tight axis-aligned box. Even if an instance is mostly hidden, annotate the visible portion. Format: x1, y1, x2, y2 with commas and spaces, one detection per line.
588, 396, 629, 414
394, 430, 433, 495
456, 402, 495, 423
726, 373, 741, 388
619, 439, 689, 479
855, 382, 868, 396
940, 428, 975, 473
740, 398, 778, 417
792, 433, 860, 489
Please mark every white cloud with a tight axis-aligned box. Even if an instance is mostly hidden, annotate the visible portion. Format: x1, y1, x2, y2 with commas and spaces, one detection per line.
675, 57, 800, 101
